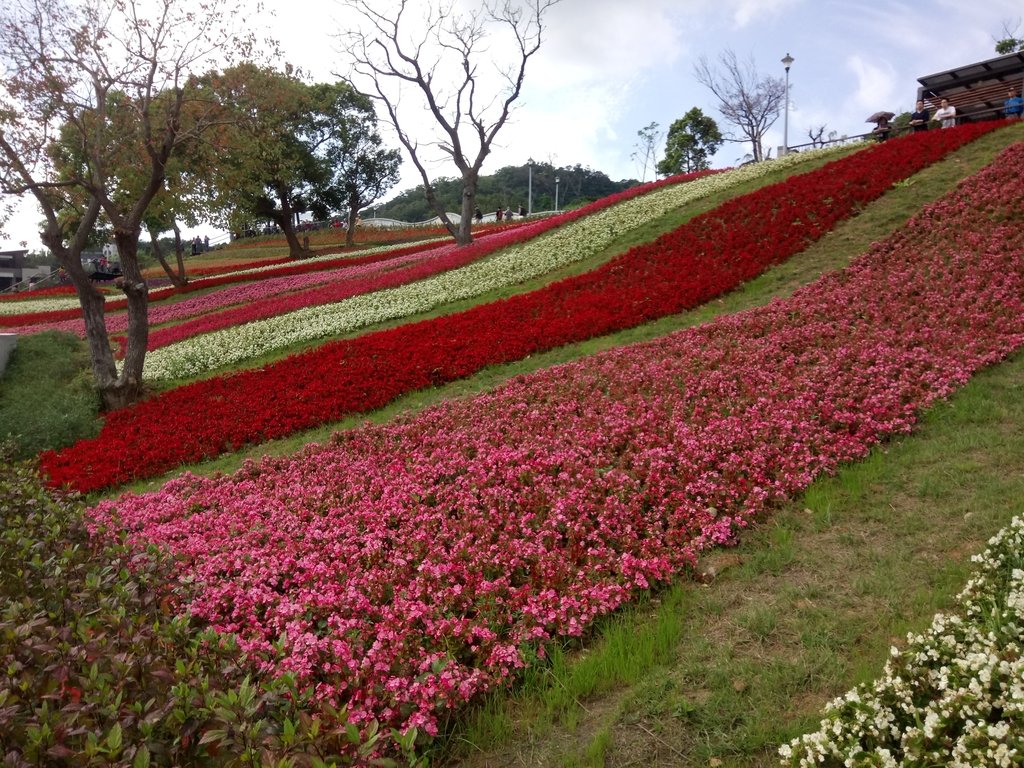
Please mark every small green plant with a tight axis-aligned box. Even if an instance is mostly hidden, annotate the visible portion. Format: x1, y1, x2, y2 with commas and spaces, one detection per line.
0, 453, 425, 766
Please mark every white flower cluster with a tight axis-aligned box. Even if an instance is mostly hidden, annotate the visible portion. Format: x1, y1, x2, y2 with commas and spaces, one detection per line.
780, 516, 1024, 767
141, 146, 848, 381
0, 294, 102, 316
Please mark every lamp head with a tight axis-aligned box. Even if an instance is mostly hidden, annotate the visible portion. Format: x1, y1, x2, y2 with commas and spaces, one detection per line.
782, 52, 794, 71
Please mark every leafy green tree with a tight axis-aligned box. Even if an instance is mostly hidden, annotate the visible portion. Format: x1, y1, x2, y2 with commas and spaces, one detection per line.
995, 20, 1024, 53
305, 82, 401, 247
203, 63, 320, 258
657, 108, 724, 175
142, 121, 226, 287
0, 0, 254, 410
204, 67, 400, 256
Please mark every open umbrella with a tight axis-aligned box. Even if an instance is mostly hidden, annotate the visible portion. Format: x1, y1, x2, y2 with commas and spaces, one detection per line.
866, 111, 896, 123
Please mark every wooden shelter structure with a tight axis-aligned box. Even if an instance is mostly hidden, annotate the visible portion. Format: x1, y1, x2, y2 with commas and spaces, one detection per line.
917, 50, 1024, 123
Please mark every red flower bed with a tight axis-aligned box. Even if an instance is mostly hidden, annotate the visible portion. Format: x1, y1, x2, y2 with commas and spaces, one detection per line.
39, 123, 1001, 493
0, 285, 80, 301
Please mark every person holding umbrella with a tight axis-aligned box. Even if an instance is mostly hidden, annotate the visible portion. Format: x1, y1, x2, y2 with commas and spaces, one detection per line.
866, 110, 895, 141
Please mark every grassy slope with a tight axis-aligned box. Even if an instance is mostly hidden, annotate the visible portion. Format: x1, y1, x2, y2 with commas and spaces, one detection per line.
439, 126, 1024, 767
0, 331, 100, 459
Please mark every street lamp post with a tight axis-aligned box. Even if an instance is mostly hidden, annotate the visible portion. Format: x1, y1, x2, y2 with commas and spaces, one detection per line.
781, 52, 794, 156
527, 158, 534, 216
554, 176, 560, 212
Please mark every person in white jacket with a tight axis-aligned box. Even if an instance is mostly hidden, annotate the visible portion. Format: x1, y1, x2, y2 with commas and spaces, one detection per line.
933, 98, 956, 128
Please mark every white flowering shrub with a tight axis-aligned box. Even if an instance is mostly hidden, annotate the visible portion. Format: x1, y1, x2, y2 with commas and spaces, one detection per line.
780, 516, 1024, 767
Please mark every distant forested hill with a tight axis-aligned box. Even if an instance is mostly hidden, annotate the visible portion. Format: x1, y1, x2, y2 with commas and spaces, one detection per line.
372, 162, 639, 221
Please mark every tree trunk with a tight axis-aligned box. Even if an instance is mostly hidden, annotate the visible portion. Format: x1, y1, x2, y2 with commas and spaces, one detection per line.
257, 188, 310, 258
172, 225, 187, 280
107, 231, 149, 410
419, 180, 466, 245
71, 267, 120, 392
37, 205, 126, 412
52, 253, 139, 412
346, 191, 359, 247
148, 223, 188, 287
457, 174, 477, 246
276, 213, 309, 258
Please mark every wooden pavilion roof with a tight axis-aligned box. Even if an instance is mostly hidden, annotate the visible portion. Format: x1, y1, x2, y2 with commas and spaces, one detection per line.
917, 51, 1024, 121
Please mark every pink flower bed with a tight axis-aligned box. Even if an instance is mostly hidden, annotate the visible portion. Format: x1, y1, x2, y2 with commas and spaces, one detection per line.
40, 123, 999, 493
88, 138, 1024, 743
8, 251, 436, 338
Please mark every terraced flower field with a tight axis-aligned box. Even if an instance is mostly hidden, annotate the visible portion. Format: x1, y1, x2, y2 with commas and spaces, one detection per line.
5, 121, 1023, 766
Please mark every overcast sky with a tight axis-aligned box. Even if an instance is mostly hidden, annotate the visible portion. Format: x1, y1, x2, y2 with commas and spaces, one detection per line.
2, 0, 1021, 250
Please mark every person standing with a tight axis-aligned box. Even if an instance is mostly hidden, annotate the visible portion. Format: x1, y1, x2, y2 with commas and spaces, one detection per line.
933, 98, 956, 128
871, 115, 892, 141
1004, 87, 1024, 120
909, 100, 930, 132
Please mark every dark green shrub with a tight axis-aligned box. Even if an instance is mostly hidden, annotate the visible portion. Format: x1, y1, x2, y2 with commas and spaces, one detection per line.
0, 454, 424, 767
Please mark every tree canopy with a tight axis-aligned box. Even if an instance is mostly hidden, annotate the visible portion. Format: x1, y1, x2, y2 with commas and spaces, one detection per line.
201, 65, 400, 257
657, 108, 723, 176
995, 20, 1024, 53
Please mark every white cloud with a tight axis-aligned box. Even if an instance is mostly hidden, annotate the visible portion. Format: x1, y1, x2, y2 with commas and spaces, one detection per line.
728, 0, 804, 28
845, 54, 902, 114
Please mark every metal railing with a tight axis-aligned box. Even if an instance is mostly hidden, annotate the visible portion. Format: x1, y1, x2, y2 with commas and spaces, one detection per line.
0, 270, 62, 296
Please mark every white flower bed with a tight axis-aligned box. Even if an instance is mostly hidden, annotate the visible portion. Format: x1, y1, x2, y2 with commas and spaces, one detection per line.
0, 295, 94, 315
780, 516, 1024, 767
0, 243, 453, 318
142, 146, 850, 380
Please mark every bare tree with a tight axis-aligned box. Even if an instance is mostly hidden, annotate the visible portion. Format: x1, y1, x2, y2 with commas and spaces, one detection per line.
694, 50, 786, 163
807, 124, 826, 148
338, 0, 561, 245
0, 0, 255, 410
631, 121, 661, 182
995, 18, 1024, 54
